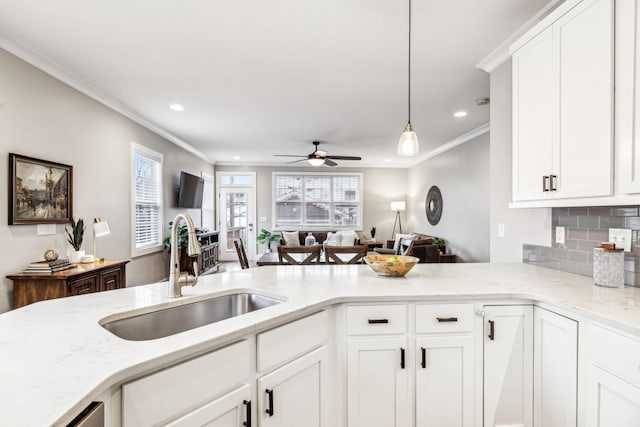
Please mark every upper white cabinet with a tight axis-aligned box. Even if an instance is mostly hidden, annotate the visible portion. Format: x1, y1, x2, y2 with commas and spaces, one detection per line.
511, 0, 614, 203
616, 0, 640, 194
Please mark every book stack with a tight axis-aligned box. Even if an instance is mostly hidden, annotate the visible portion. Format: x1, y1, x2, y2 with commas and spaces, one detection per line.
24, 258, 76, 273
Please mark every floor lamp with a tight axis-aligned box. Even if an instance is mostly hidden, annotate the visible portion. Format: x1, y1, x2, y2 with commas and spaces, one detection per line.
390, 201, 406, 236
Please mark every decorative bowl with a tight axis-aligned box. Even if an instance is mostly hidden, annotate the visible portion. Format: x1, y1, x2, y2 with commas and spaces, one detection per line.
364, 254, 420, 277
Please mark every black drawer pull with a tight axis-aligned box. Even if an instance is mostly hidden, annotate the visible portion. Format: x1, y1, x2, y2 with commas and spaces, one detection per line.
265, 389, 274, 417
488, 320, 495, 341
436, 317, 458, 323
421, 347, 426, 369
368, 319, 389, 324
243, 400, 251, 427
400, 347, 405, 369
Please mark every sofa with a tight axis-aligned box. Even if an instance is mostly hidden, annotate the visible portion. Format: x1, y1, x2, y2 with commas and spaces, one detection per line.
278, 231, 361, 246
374, 233, 441, 263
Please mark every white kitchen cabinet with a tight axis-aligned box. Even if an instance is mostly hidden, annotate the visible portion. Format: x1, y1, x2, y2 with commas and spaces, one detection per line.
533, 307, 578, 427
616, 0, 640, 194
415, 335, 474, 427
483, 305, 533, 427
166, 385, 251, 427
258, 346, 328, 427
347, 337, 410, 427
511, 0, 614, 202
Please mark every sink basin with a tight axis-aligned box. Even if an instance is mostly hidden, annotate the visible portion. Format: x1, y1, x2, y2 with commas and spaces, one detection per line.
102, 292, 284, 341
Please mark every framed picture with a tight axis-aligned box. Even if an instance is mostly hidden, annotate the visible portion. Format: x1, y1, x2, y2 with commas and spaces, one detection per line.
8, 153, 73, 225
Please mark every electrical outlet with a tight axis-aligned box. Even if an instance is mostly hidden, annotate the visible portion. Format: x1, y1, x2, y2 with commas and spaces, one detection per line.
609, 228, 632, 252
556, 226, 565, 244
497, 223, 505, 238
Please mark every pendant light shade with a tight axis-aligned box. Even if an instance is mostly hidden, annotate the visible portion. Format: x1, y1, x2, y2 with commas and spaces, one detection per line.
397, 0, 419, 157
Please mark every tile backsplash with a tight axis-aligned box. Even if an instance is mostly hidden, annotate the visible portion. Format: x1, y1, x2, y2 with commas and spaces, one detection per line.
523, 206, 640, 287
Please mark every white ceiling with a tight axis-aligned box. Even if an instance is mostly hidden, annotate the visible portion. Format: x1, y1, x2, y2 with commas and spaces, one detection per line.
0, 0, 552, 167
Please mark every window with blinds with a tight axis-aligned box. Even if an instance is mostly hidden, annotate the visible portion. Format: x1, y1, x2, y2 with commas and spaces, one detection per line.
131, 143, 163, 257
273, 173, 362, 229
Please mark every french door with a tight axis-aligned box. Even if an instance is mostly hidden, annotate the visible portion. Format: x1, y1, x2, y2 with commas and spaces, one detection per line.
218, 187, 255, 261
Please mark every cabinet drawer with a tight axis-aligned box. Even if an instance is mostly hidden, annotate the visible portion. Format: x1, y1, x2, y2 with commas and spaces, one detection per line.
347, 304, 407, 335
257, 311, 327, 372
69, 275, 97, 295
415, 303, 475, 334
588, 323, 640, 388
122, 340, 250, 426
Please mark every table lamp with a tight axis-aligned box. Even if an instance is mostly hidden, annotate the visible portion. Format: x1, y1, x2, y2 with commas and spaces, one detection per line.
93, 217, 111, 261
390, 201, 406, 236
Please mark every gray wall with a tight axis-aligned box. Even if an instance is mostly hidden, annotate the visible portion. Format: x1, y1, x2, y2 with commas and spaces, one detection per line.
214, 165, 408, 248
0, 48, 213, 313
406, 133, 490, 262
489, 60, 551, 262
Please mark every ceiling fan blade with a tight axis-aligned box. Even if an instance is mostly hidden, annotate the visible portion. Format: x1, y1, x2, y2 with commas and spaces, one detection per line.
324, 159, 338, 167
325, 155, 362, 160
286, 158, 308, 164
274, 154, 306, 158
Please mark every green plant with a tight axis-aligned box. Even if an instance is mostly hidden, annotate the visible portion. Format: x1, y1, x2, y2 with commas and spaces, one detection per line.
432, 238, 445, 246
163, 221, 189, 250
65, 217, 85, 251
257, 229, 281, 250
370, 226, 377, 239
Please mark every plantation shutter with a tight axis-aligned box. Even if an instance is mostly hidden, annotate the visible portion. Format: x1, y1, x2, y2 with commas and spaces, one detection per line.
134, 148, 162, 251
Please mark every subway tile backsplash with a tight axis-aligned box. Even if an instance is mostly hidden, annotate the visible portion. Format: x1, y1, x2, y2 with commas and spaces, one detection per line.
523, 206, 640, 287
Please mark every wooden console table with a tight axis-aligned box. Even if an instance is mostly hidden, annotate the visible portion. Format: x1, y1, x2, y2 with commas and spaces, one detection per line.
7, 260, 128, 309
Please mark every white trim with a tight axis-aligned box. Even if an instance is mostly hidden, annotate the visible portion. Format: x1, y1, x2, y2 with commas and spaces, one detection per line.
0, 35, 212, 164
201, 171, 215, 231
215, 171, 257, 260
405, 123, 490, 166
475, 0, 564, 72
130, 142, 164, 258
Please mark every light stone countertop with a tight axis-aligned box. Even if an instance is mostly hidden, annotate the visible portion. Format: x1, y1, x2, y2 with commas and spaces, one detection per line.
2, 262, 640, 426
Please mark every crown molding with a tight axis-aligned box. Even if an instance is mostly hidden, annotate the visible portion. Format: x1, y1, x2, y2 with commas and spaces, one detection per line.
0, 34, 213, 164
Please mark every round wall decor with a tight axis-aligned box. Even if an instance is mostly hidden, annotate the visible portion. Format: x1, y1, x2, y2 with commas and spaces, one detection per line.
425, 185, 443, 225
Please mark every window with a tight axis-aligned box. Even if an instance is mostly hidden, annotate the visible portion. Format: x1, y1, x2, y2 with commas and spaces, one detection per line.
273, 172, 362, 229
201, 173, 215, 231
131, 142, 163, 257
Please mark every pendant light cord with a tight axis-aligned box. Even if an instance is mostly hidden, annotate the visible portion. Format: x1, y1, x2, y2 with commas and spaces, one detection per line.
408, 0, 412, 124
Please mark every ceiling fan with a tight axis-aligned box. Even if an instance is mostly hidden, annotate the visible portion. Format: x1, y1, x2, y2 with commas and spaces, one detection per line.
274, 141, 362, 167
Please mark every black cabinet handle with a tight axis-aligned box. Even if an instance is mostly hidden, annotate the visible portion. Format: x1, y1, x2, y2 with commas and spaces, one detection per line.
421, 347, 426, 369
488, 320, 495, 341
400, 347, 405, 369
436, 317, 458, 323
550, 174, 557, 191
368, 319, 389, 324
243, 400, 251, 427
542, 175, 550, 192
265, 389, 274, 417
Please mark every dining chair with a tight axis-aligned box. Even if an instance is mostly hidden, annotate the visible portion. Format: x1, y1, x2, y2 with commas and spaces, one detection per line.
234, 239, 250, 269
277, 245, 322, 265
324, 245, 368, 264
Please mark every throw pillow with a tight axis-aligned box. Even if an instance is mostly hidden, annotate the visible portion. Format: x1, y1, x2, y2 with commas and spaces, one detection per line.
339, 230, 358, 246
392, 233, 414, 254
282, 231, 301, 246
324, 232, 339, 247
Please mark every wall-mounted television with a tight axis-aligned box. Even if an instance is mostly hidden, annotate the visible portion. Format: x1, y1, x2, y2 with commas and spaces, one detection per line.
178, 171, 204, 209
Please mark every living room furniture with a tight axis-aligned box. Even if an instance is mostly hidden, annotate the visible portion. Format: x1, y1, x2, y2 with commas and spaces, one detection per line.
324, 245, 367, 264
439, 253, 457, 263
233, 239, 250, 269
180, 231, 219, 276
278, 245, 322, 265
374, 234, 440, 263
8, 259, 128, 308
279, 231, 360, 246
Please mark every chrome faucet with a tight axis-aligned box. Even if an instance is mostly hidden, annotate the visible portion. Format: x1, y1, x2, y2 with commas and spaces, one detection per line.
168, 213, 201, 298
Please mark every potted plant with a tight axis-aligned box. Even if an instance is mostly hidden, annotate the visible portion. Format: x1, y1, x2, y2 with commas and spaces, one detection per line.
162, 221, 189, 251
370, 226, 377, 241
432, 238, 446, 254
65, 217, 86, 263
257, 229, 281, 253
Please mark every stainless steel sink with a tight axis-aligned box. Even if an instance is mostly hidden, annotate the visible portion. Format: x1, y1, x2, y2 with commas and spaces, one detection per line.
102, 292, 284, 341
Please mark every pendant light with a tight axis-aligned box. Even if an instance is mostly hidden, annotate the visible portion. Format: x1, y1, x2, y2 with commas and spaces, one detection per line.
397, 0, 419, 156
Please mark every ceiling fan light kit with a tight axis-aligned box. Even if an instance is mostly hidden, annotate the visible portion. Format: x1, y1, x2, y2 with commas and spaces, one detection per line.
307, 157, 325, 167
275, 141, 361, 167
397, 0, 419, 157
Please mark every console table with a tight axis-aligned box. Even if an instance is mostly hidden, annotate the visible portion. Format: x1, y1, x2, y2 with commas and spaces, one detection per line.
7, 260, 128, 309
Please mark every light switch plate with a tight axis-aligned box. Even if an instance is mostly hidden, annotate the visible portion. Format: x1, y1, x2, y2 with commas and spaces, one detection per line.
37, 224, 56, 235
556, 226, 565, 244
497, 223, 505, 238
609, 228, 632, 252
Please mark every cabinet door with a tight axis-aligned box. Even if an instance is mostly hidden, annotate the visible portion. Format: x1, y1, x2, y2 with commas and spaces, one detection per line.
585, 364, 640, 427
68, 275, 97, 296
533, 307, 577, 427
512, 26, 554, 202
166, 384, 251, 427
484, 305, 533, 427
258, 346, 328, 427
347, 337, 410, 427
553, 0, 614, 198
616, 0, 640, 194
415, 335, 474, 427
98, 268, 122, 292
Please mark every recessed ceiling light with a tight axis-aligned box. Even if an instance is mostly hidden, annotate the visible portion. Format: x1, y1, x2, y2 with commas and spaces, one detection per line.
169, 104, 184, 112
454, 111, 467, 118
232, 155, 240, 160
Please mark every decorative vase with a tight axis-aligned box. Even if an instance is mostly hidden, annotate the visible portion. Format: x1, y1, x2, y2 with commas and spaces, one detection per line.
69, 250, 85, 264
305, 232, 316, 246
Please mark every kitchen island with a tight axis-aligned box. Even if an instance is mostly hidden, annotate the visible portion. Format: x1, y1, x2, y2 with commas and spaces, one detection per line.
1, 262, 640, 426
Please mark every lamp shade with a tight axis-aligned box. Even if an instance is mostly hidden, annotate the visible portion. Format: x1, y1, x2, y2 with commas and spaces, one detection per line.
390, 201, 406, 211
397, 123, 419, 156
93, 218, 111, 237
307, 158, 325, 167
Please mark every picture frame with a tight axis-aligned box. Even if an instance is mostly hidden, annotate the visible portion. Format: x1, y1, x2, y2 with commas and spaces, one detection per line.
8, 153, 73, 225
